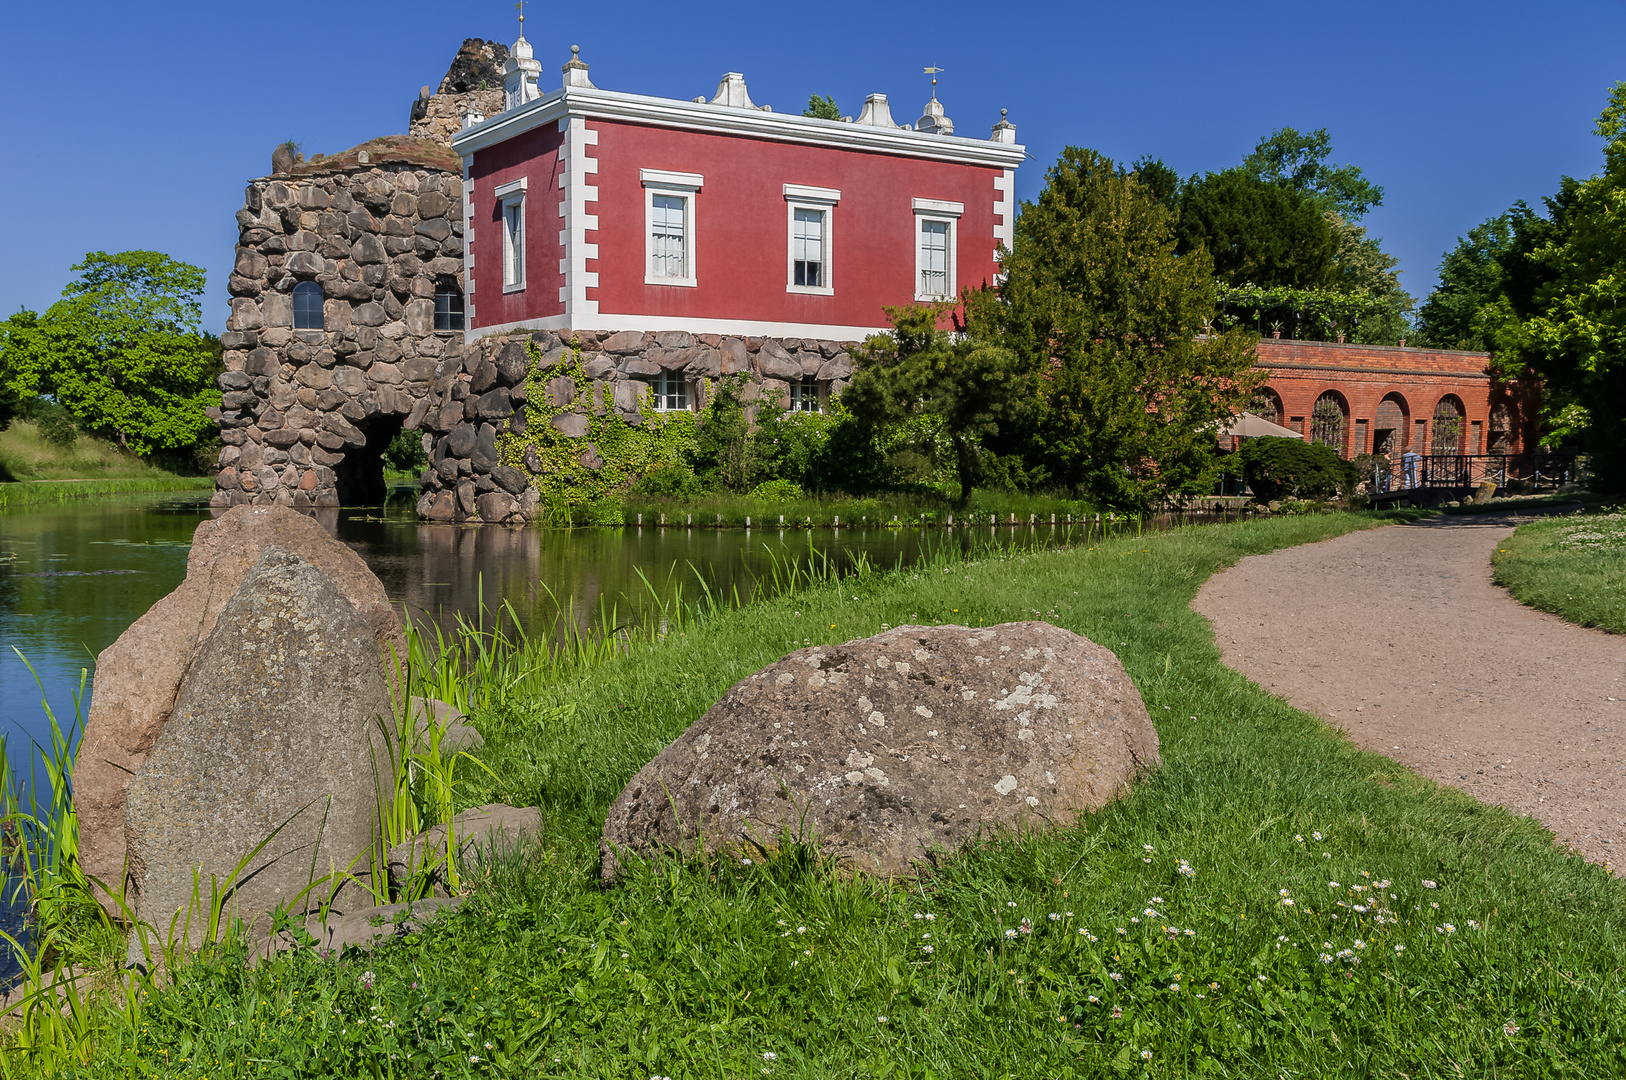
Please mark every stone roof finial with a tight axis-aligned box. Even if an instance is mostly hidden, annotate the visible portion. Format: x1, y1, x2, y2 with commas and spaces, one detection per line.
563, 44, 595, 89
990, 108, 1017, 144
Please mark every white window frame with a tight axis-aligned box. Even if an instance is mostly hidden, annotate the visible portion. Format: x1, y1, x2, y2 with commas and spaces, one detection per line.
652, 371, 689, 412
642, 169, 702, 287
913, 198, 962, 302
788, 376, 822, 414
496, 177, 528, 293
784, 184, 839, 296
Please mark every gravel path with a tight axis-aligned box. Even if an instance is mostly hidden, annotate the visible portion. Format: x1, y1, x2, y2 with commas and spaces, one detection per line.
1193, 511, 1626, 869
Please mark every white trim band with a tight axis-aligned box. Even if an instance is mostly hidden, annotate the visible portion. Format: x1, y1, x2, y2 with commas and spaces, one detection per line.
912, 197, 964, 216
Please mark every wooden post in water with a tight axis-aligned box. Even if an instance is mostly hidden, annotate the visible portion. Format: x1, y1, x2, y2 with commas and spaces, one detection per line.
637, 513, 642, 526
833, 515, 839, 527
716, 514, 722, 526
687, 514, 692, 526
947, 513, 953, 526
779, 515, 785, 526
660, 513, 666, 526
745, 515, 751, 528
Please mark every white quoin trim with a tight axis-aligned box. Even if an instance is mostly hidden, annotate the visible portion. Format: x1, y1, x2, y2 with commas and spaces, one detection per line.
558, 117, 600, 318
993, 168, 1016, 262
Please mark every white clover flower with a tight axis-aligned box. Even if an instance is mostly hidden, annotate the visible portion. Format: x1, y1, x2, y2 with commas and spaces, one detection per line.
1503, 1020, 1519, 1036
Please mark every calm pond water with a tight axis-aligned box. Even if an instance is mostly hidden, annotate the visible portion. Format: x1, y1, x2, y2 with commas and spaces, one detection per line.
0, 490, 1110, 786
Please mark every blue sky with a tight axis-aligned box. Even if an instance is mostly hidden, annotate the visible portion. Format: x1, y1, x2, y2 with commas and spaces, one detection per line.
2, 0, 1623, 333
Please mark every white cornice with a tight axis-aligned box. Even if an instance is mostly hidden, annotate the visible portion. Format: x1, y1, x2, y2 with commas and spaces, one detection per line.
452, 85, 1025, 169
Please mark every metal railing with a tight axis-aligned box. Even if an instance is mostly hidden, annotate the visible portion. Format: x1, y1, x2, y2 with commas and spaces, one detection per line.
1367, 452, 1581, 495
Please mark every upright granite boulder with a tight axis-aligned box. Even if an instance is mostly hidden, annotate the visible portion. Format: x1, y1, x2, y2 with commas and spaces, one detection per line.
601, 622, 1159, 880
76, 505, 404, 908
124, 547, 390, 946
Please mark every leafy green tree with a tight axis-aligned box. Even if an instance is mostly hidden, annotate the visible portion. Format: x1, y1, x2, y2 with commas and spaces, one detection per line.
0, 309, 31, 430
1128, 155, 1181, 213
1524, 83, 1626, 488
993, 147, 1263, 509
692, 374, 751, 490
1412, 215, 1514, 350
1327, 213, 1414, 344
1179, 169, 1338, 288
0, 252, 220, 454
1241, 126, 1384, 220
844, 305, 1032, 505
802, 94, 841, 120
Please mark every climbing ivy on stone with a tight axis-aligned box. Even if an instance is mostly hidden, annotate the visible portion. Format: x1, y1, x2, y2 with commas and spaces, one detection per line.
499, 340, 704, 523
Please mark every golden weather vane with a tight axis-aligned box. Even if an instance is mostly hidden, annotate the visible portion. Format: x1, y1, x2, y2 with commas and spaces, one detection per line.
924, 65, 945, 101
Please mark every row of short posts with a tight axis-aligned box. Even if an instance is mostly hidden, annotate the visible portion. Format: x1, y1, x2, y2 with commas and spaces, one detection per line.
629, 512, 1120, 531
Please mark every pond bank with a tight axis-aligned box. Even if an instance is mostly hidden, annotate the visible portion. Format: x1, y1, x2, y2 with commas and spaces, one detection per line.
34, 507, 1626, 1078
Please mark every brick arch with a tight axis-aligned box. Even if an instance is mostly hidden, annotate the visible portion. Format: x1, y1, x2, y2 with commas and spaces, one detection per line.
1431, 393, 1466, 454
1372, 391, 1409, 456
1247, 385, 1284, 426
1310, 388, 1350, 453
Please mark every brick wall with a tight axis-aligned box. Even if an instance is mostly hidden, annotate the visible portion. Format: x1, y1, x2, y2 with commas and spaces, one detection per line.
1249, 339, 1539, 458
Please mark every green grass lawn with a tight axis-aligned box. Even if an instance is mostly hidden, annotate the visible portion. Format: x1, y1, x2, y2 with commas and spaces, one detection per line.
76, 512, 1626, 1078
0, 421, 212, 505
1493, 506, 1626, 634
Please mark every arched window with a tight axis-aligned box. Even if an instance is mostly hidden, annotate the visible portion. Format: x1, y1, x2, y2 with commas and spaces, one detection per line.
292, 281, 324, 330
1246, 387, 1282, 426
1311, 391, 1347, 452
434, 277, 465, 331
1431, 396, 1465, 454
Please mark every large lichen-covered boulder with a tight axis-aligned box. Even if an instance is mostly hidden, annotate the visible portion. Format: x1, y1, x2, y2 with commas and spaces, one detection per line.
124, 547, 390, 949
601, 622, 1159, 880
77, 505, 404, 909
